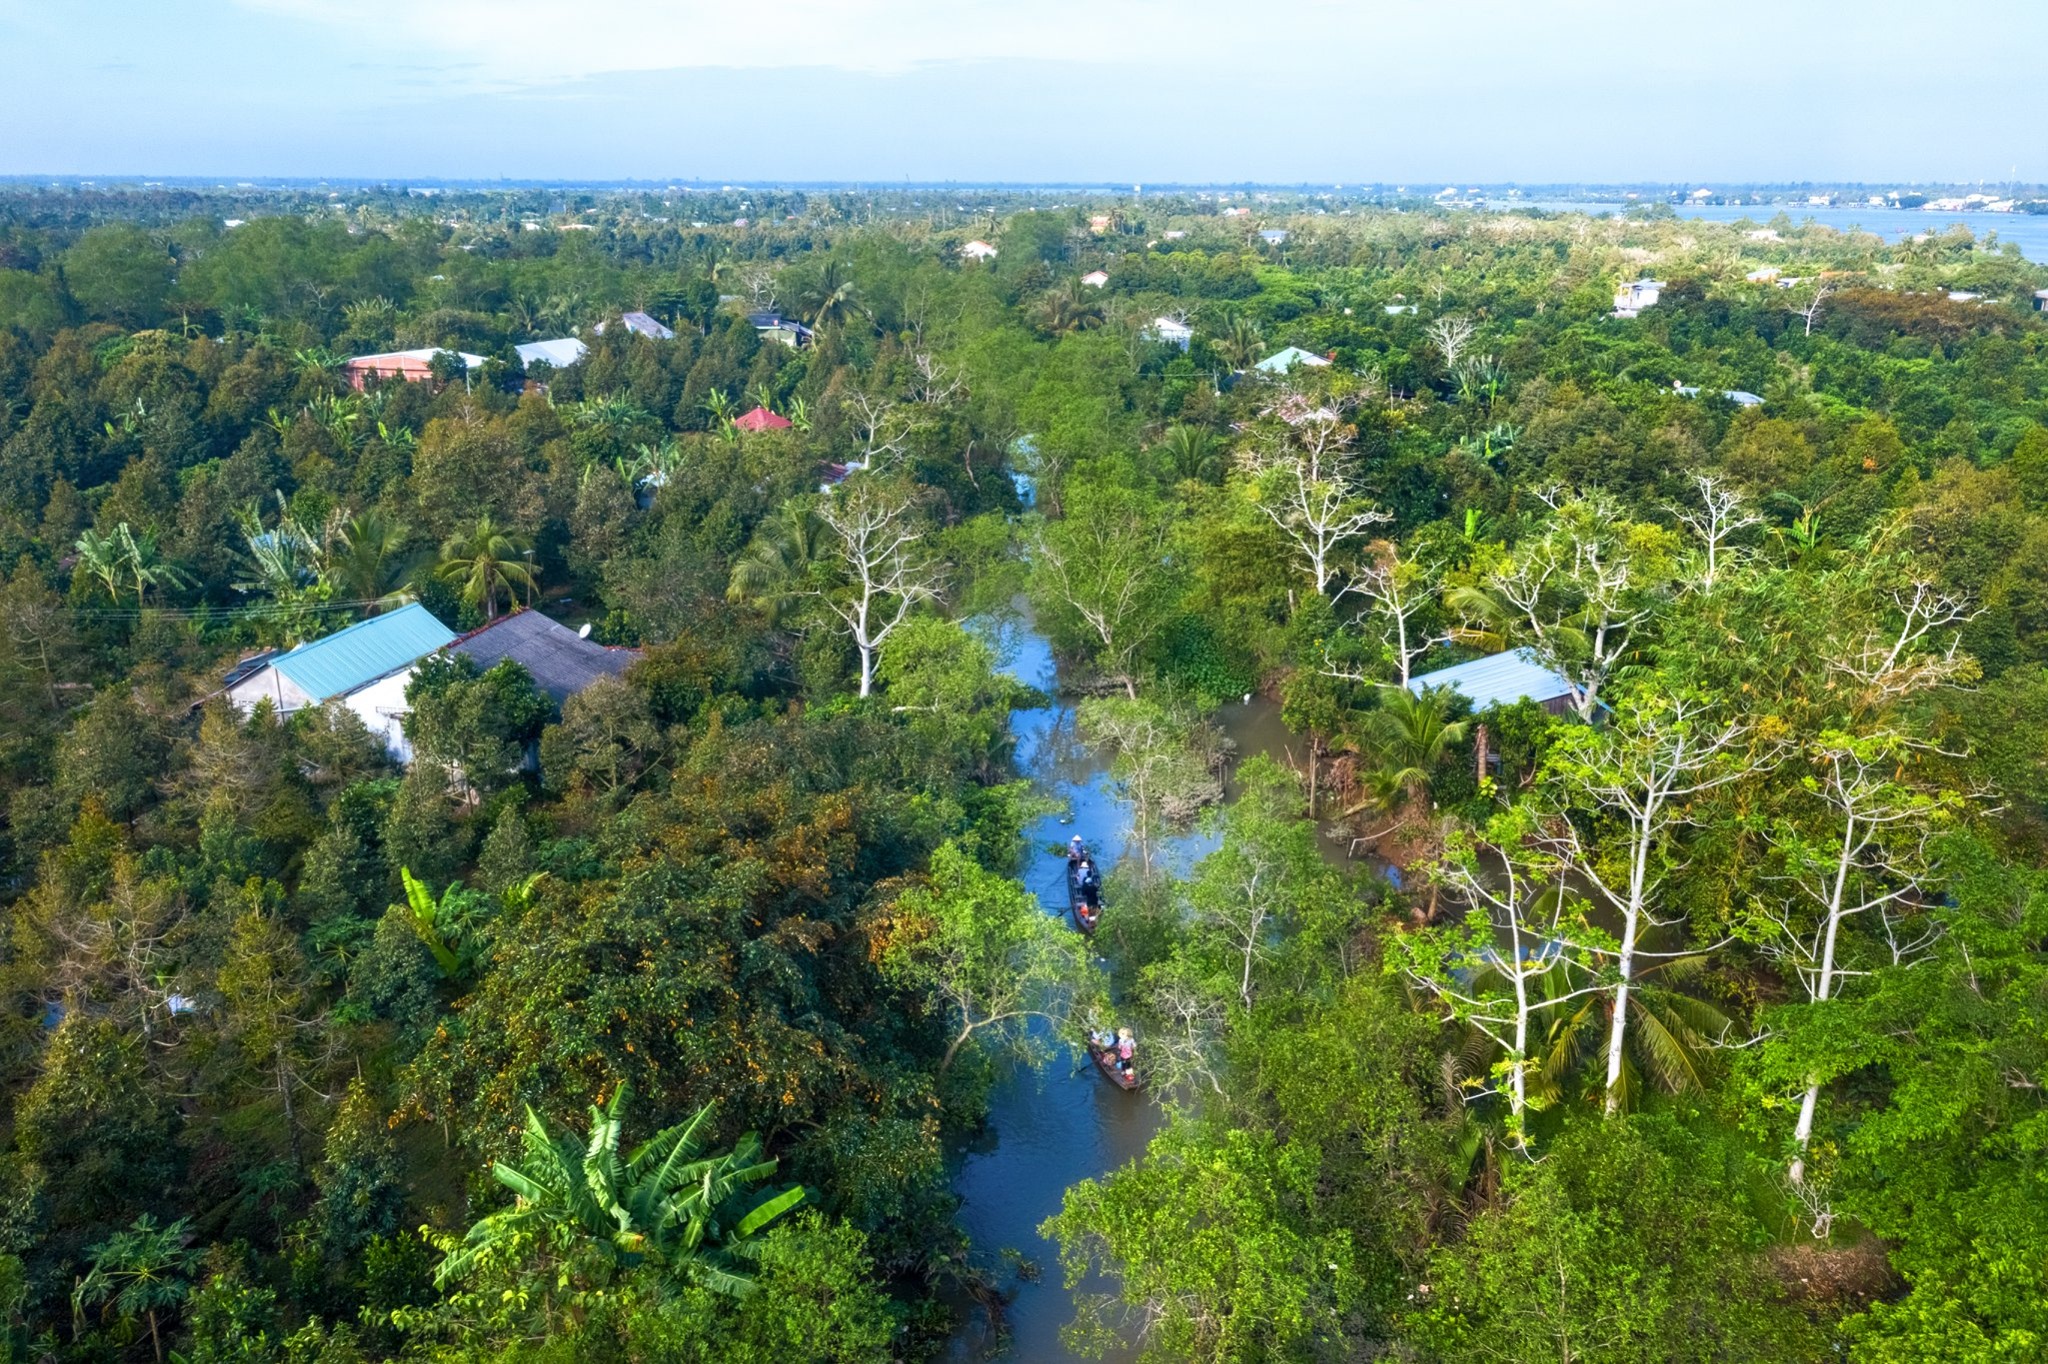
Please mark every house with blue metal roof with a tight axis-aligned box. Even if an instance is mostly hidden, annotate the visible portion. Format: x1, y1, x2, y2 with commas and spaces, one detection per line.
227, 603, 456, 759
1406, 648, 1579, 717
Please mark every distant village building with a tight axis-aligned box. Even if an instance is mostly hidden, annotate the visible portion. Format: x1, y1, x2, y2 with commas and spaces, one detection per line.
1254, 346, 1332, 375
2035, 289, 2048, 312
1220, 206, 1250, 218
515, 338, 589, 369
449, 610, 638, 706
1611, 279, 1664, 318
1384, 304, 1418, 315
226, 603, 456, 759
1408, 648, 1578, 717
1080, 269, 1109, 288
1147, 317, 1193, 350
1673, 381, 1763, 408
593, 311, 675, 340
1259, 229, 1290, 244
340, 348, 487, 391
960, 240, 999, 260
1744, 267, 1781, 283
747, 311, 815, 348
733, 406, 794, 433
1946, 290, 1983, 303
1089, 214, 1113, 232
1162, 230, 1188, 240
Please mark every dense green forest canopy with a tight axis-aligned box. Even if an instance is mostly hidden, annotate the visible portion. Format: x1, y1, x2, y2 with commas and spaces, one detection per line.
0, 186, 2044, 1363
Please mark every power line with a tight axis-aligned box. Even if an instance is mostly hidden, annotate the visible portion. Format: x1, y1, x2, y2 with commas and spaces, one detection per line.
55, 595, 410, 622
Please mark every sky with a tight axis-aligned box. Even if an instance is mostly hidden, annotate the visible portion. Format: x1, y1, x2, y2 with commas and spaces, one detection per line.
5, 0, 2045, 184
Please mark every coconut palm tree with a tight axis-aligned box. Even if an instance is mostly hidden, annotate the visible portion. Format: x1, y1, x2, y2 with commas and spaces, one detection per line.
1154, 424, 1223, 484
1505, 954, 1732, 1113
1218, 314, 1264, 371
329, 509, 414, 611
727, 500, 828, 627
437, 516, 536, 620
235, 496, 326, 613
434, 1083, 804, 1298
801, 258, 862, 331
1345, 684, 1469, 815
1034, 282, 1104, 337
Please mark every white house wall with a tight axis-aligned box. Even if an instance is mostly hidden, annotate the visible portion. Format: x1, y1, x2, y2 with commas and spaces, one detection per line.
342, 668, 420, 762
227, 667, 315, 716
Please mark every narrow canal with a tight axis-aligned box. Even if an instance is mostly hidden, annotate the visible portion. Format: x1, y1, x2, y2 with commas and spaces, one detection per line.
947, 617, 1358, 1361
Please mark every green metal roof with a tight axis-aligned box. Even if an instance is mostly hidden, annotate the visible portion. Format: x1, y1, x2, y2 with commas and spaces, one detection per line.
1254, 346, 1330, 374
270, 603, 455, 701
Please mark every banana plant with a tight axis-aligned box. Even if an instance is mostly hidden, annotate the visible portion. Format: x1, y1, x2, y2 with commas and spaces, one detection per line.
434, 1082, 805, 1298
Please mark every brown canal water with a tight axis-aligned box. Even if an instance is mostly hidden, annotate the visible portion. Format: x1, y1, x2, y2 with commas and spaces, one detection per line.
947, 624, 1384, 1361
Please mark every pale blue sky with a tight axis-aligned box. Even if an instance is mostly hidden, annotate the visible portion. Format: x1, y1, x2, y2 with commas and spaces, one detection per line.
5, 1, 2044, 183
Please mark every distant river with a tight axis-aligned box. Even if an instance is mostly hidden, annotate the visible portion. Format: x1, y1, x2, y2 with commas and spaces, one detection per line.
1493, 200, 2048, 262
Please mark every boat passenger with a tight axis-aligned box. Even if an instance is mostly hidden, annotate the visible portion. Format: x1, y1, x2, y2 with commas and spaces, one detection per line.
1075, 857, 1102, 908
1116, 1027, 1135, 1075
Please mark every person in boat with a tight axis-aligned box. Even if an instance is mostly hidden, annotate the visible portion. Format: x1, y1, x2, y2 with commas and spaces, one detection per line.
1067, 835, 1086, 865
1074, 856, 1102, 909
1115, 1026, 1135, 1077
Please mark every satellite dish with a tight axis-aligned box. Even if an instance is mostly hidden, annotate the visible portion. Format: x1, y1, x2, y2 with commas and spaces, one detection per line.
577, 623, 592, 639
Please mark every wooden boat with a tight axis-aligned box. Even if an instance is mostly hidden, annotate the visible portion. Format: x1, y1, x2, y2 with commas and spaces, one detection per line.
1087, 1039, 1140, 1091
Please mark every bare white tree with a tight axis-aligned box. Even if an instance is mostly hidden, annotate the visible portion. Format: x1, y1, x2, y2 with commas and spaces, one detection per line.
1034, 505, 1172, 699
1761, 732, 1952, 1183
1134, 965, 1231, 1103
1403, 826, 1606, 1145
1790, 279, 1834, 337
1826, 579, 1976, 706
815, 482, 944, 698
1333, 539, 1450, 686
1671, 473, 1762, 591
842, 389, 914, 474
1464, 493, 1667, 721
1424, 314, 1477, 370
1077, 697, 1220, 873
909, 348, 966, 407
1551, 694, 1783, 1117
1243, 400, 1389, 596
741, 267, 778, 311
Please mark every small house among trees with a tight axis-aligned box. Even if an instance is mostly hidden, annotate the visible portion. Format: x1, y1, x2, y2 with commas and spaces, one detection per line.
733, 406, 793, 433
513, 337, 588, 369
226, 602, 457, 756
593, 310, 675, 339
1406, 648, 1578, 717
340, 347, 487, 390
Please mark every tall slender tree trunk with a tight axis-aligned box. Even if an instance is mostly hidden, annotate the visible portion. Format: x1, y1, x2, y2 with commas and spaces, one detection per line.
1602, 810, 1654, 1117
1791, 816, 1858, 1183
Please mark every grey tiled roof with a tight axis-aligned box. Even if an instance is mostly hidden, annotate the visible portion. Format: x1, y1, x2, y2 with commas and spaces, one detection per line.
450, 610, 638, 704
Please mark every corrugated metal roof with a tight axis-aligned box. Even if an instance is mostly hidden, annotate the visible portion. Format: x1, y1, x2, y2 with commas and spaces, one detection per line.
270, 603, 455, 702
515, 337, 588, 368
1255, 346, 1331, 374
344, 347, 488, 370
1407, 648, 1574, 711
